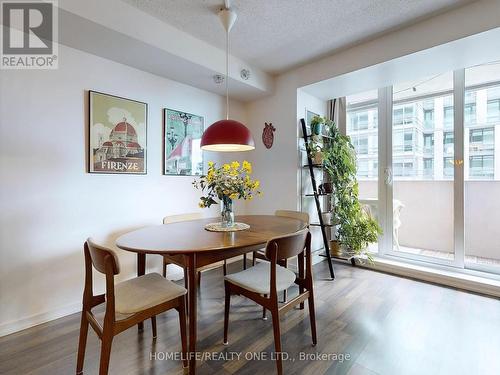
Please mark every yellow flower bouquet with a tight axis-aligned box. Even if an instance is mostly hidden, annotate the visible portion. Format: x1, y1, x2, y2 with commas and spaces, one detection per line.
193, 161, 261, 227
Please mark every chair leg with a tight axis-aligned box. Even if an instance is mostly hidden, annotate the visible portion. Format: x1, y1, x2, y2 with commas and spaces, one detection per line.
243, 254, 247, 270
282, 289, 287, 303
197, 271, 201, 288
151, 316, 157, 339
178, 297, 188, 369
223, 260, 227, 275
99, 328, 114, 375
252, 251, 256, 266
76, 312, 89, 374
262, 294, 267, 320
162, 260, 168, 278
223, 281, 231, 345
308, 294, 317, 346
183, 267, 188, 289
271, 309, 283, 375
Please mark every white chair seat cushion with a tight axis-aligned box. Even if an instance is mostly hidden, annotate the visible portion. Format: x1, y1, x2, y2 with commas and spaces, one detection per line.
224, 262, 296, 295
113, 273, 186, 319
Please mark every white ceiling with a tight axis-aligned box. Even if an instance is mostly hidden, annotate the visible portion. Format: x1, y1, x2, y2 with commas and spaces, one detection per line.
121, 0, 473, 74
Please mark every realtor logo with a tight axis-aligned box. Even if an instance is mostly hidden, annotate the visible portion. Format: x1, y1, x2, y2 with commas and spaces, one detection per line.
1, 0, 58, 69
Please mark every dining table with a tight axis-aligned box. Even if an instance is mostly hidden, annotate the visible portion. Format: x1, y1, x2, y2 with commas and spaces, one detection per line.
115, 214, 307, 374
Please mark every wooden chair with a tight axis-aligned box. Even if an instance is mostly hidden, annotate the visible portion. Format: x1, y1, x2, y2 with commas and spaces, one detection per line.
252, 210, 310, 303
76, 239, 188, 375
224, 229, 316, 375
162, 213, 248, 287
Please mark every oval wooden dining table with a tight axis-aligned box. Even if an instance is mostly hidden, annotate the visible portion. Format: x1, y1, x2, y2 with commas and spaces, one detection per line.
115, 214, 307, 375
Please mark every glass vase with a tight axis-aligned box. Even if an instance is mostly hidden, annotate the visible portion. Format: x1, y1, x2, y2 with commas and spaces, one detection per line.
221, 195, 235, 228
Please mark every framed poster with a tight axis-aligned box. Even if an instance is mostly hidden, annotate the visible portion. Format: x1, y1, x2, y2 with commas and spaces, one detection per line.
306, 109, 319, 127
163, 108, 204, 176
88, 91, 147, 174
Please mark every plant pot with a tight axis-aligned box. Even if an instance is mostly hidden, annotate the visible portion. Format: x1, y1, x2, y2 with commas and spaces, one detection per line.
313, 152, 323, 164
329, 240, 342, 257
311, 122, 322, 136
319, 182, 333, 194
322, 212, 333, 225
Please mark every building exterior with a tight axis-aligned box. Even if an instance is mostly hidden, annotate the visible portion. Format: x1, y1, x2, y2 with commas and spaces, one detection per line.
347, 83, 500, 181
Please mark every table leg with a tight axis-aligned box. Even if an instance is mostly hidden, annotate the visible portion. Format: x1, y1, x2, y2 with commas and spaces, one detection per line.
186, 254, 198, 375
137, 253, 146, 331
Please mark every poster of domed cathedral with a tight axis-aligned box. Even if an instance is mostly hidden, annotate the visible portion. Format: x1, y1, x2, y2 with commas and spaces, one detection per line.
163, 108, 204, 175
88, 91, 147, 174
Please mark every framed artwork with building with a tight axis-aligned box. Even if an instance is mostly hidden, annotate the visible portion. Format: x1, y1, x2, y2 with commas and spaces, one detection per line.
163, 108, 204, 176
88, 91, 147, 174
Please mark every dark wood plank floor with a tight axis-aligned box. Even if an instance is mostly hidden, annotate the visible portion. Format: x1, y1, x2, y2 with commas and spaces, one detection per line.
1, 260, 500, 375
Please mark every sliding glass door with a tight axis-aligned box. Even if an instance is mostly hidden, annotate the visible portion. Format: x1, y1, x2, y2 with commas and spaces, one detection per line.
346, 90, 379, 253
387, 72, 457, 265
464, 62, 500, 273
341, 60, 500, 275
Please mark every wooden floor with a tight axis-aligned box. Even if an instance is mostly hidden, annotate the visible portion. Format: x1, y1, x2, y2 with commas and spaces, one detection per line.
1, 260, 500, 375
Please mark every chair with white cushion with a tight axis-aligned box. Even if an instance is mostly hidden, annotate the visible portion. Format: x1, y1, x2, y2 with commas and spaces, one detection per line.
76, 239, 187, 375
223, 229, 316, 375
252, 210, 309, 303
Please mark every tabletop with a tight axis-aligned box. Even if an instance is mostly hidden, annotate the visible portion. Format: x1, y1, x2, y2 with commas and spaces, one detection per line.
115, 215, 307, 254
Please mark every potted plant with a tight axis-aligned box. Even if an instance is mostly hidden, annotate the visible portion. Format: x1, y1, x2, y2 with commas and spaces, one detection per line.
307, 115, 381, 262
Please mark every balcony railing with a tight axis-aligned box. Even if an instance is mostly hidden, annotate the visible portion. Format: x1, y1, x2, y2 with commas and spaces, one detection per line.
357, 180, 500, 266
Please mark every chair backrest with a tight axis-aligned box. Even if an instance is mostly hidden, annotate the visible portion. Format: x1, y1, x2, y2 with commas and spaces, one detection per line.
275, 210, 309, 225
265, 229, 310, 261
163, 212, 203, 224
85, 238, 120, 275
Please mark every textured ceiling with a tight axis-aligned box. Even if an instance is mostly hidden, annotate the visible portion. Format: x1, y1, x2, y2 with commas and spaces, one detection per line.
121, 0, 472, 74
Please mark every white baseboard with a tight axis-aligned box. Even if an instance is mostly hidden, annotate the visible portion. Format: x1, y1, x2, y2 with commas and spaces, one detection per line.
0, 255, 255, 337
0, 302, 82, 338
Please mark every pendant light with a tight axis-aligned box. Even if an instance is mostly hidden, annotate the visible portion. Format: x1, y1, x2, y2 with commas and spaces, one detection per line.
200, 5, 255, 152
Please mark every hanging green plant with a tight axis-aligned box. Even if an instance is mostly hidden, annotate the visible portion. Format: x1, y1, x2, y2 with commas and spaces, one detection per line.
307, 115, 381, 263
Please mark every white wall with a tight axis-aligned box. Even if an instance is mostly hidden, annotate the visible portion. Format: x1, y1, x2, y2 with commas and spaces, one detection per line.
0, 44, 247, 336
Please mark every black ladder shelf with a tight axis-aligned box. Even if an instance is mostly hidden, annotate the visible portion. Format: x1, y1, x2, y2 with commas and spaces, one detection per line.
300, 118, 335, 280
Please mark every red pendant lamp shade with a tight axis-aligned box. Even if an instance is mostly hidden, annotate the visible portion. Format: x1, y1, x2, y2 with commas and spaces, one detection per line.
201, 119, 255, 152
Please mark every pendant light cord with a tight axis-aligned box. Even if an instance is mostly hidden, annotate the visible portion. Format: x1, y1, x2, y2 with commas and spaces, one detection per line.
225, 28, 230, 120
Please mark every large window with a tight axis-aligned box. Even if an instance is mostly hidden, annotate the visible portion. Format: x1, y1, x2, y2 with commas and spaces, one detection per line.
337, 62, 500, 273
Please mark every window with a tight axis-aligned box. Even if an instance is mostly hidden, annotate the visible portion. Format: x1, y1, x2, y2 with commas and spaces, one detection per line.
424, 109, 434, 129
443, 157, 454, 177
423, 158, 434, 176
404, 132, 413, 152
469, 155, 494, 179
469, 127, 494, 144
394, 105, 414, 126
444, 132, 454, 144
424, 134, 434, 152
357, 160, 369, 177
349, 111, 369, 131
444, 106, 454, 128
351, 136, 368, 154
393, 161, 414, 177
464, 103, 476, 124
443, 131, 454, 154
487, 99, 500, 122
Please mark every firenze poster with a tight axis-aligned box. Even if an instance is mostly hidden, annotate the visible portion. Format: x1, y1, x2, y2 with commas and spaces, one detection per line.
88, 91, 147, 174
163, 108, 204, 176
